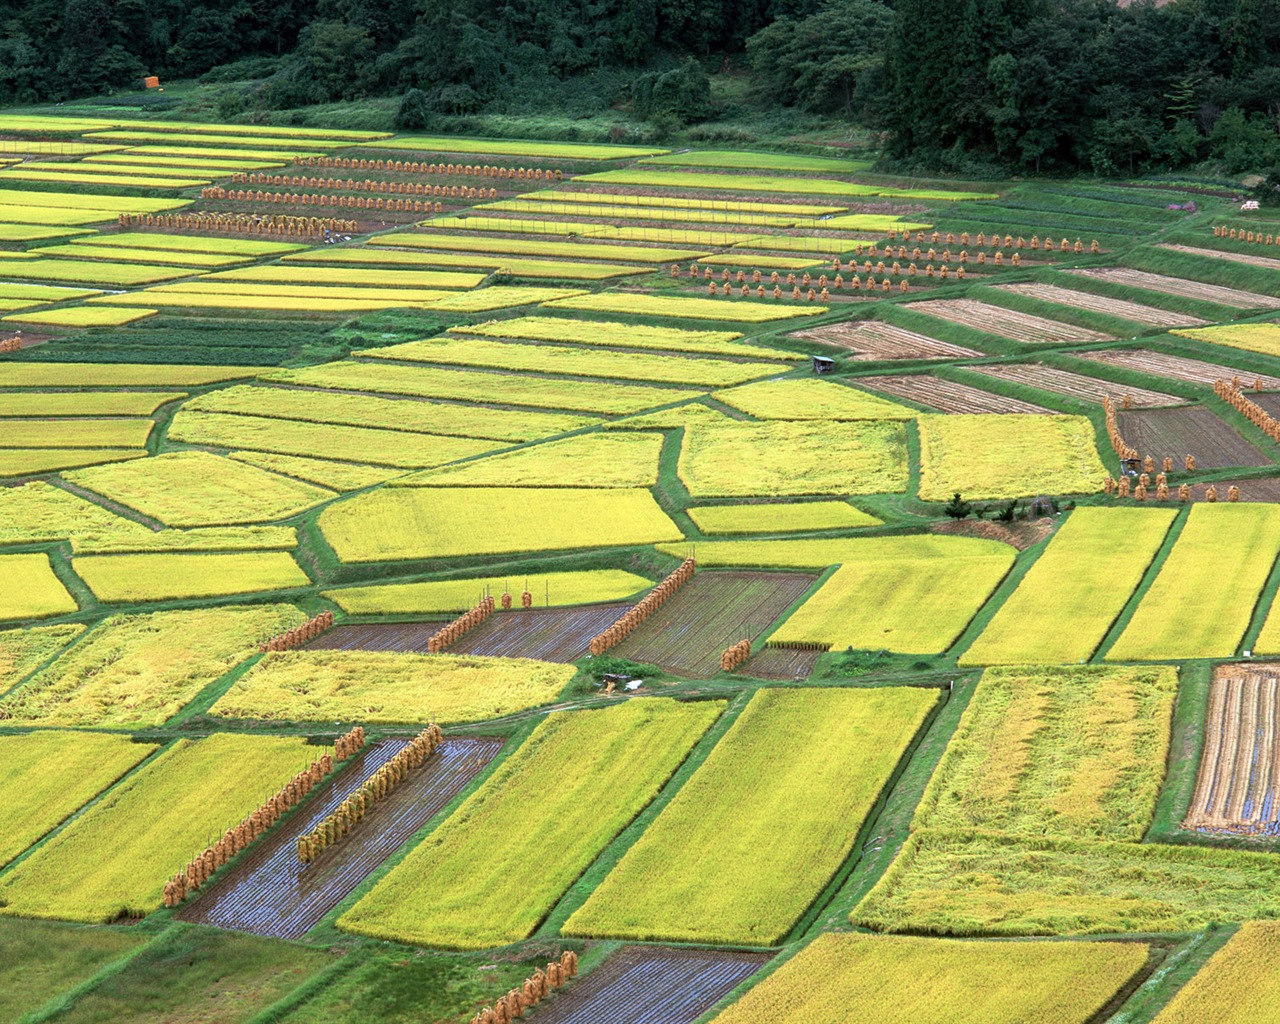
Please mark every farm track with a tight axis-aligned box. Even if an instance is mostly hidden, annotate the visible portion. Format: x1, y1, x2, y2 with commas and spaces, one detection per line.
741, 645, 821, 680
993, 281, 1208, 327
856, 374, 1051, 414
1067, 265, 1280, 308
448, 603, 634, 661
529, 946, 770, 1024
1186, 666, 1280, 834
611, 571, 818, 678
789, 320, 983, 360
966, 363, 1182, 408
178, 736, 503, 938
1076, 349, 1280, 390
905, 297, 1115, 344
1116, 407, 1268, 467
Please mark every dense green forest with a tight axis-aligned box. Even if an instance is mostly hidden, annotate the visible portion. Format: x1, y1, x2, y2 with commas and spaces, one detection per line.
0, 0, 1278, 175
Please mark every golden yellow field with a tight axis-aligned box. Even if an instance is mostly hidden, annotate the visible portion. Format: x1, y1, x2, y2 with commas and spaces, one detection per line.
0, 605, 304, 728
73, 551, 310, 602
0, 731, 157, 868
709, 932, 1148, 1024
0, 554, 77, 622
1151, 922, 1280, 1024
917, 414, 1107, 501
0, 734, 315, 922
210, 650, 576, 724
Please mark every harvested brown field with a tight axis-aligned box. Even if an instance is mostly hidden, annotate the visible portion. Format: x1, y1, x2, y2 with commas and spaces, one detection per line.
447, 603, 634, 661
306, 622, 446, 653
1067, 266, 1280, 309
1077, 349, 1280, 390
967, 363, 1182, 408
905, 298, 1114, 345
855, 374, 1051, 414
1185, 664, 1280, 835
1158, 243, 1280, 274
610, 570, 818, 678
740, 645, 821, 680
1241, 393, 1280, 420
178, 736, 504, 937
993, 282, 1208, 327
306, 605, 630, 662
929, 516, 1053, 551
790, 320, 983, 361
1189, 478, 1280, 503
529, 946, 770, 1024
1116, 406, 1267, 467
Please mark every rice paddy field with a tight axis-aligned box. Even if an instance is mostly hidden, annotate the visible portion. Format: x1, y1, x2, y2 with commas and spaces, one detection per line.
710, 932, 1148, 1024
337, 698, 723, 948
0, 733, 319, 922
563, 687, 936, 944
2, 115, 1280, 1023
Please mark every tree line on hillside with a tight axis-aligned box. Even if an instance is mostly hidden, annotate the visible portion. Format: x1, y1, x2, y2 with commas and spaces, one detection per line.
0, 0, 1277, 176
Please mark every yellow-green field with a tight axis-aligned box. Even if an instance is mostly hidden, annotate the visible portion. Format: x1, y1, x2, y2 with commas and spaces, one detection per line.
0, 623, 84, 689
543, 291, 827, 321
564, 687, 936, 944
1108, 504, 1280, 660
714, 378, 917, 420
0, 449, 145, 478
337, 698, 723, 948
319, 486, 682, 561
0, 362, 256, 386
709, 933, 1147, 1024
678, 418, 909, 497
66, 451, 335, 527
397, 433, 662, 488
210, 651, 576, 724
0, 392, 184, 417
0, 554, 77, 622
913, 665, 1178, 842
1151, 922, 1280, 1024
452, 315, 801, 360
961, 507, 1177, 665
0, 605, 304, 728
360, 337, 783, 386
917, 414, 1107, 501
185, 384, 595, 441
0, 734, 316, 922
267, 361, 692, 414
73, 552, 310, 602
658, 534, 1001, 569
4, 306, 157, 327
0, 417, 153, 449
770, 543, 1014, 652
227, 452, 399, 492
0, 731, 158, 868
322, 569, 652, 614
167, 410, 501, 468
1173, 323, 1280, 358
687, 501, 881, 534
